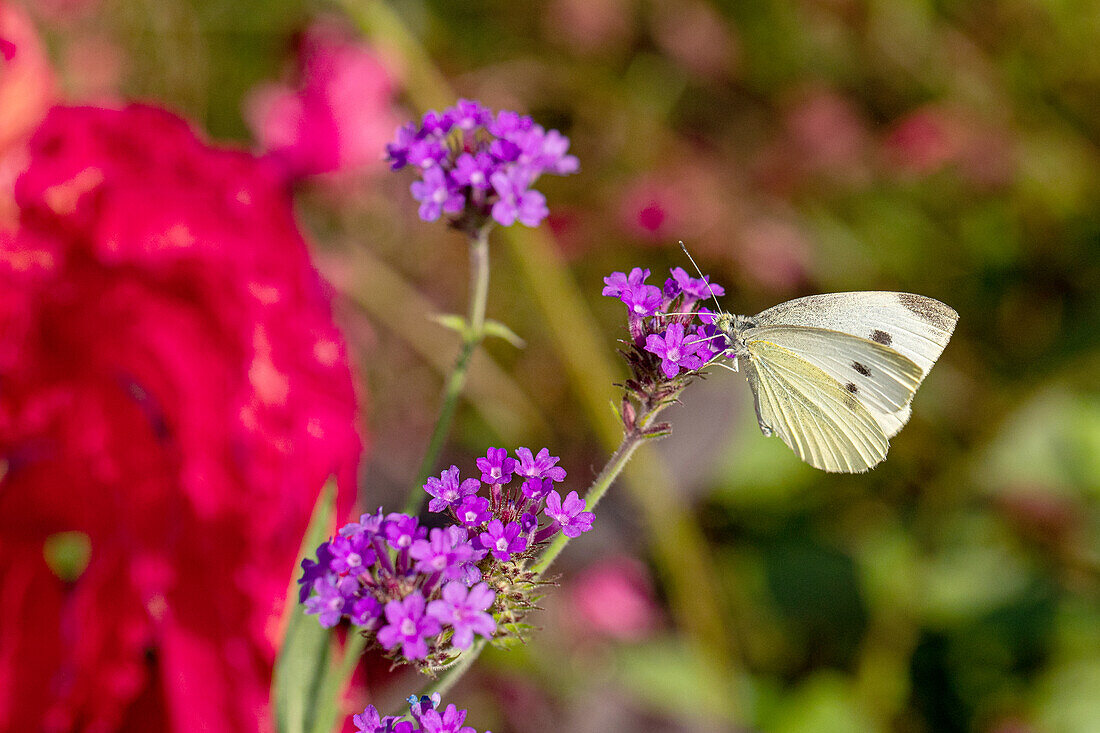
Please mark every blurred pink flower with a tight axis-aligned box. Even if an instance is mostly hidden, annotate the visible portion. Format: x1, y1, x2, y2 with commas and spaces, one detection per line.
546, 0, 635, 54
884, 106, 967, 175
883, 105, 1015, 187
0, 105, 362, 732
618, 179, 686, 242
785, 88, 869, 175
568, 555, 660, 641
650, 0, 738, 79
616, 163, 723, 244
245, 24, 399, 180
735, 217, 811, 292
756, 87, 871, 193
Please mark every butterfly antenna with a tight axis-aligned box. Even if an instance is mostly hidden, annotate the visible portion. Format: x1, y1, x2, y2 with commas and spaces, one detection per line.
679, 240, 724, 313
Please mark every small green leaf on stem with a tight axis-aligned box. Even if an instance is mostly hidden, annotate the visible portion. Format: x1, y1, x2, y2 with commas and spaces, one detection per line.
429, 313, 469, 336
482, 319, 526, 348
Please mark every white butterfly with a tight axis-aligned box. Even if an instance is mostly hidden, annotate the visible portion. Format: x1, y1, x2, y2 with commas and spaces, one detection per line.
706, 291, 958, 473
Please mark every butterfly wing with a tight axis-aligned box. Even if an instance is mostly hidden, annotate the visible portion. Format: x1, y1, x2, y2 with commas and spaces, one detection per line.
750, 292, 957, 437
743, 339, 889, 473
751, 292, 958, 376
744, 325, 923, 438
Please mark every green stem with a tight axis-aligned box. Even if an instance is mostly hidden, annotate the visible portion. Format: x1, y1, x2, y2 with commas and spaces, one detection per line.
403, 228, 491, 514
414, 637, 487, 705
531, 424, 649, 576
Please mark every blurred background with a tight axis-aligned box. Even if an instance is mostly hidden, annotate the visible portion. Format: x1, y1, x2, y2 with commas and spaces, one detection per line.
2, 0, 1099, 731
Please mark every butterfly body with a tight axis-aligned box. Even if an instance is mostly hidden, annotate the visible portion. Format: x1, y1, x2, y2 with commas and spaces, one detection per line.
711, 292, 958, 473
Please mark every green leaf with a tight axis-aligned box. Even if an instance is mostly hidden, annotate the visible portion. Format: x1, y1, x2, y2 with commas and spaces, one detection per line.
429, 312, 468, 336
481, 319, 526, 348
272, 479, 337, 733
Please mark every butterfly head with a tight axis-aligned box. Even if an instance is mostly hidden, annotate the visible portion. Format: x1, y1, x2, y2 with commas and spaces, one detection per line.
710, 311, 755, 357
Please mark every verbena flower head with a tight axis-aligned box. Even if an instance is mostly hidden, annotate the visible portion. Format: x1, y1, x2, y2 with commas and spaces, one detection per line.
299, 445, 592, 673
353, 694, 486, 733
387, 99, 577, 231
605, 264, 731, 433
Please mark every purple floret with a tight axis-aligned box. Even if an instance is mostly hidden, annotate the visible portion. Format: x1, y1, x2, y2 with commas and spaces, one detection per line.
451, 98, 491, 131
384, 123, 418, 170
606, 267, 663, 318
489, 109, 534, 137
479, 519, 528, 562
452, 152, 494, 190
303, 577, 346, 629
455, 495, 492, 527
339, 508, 386, 537
644, 322, 706, 379
376, 591, 442, 661
545, 490, 595, 538
476, 446, 517, 485
669, 266, 725, 301
417, 703, 478, 733
384, 513, 424, 551
424, 465, 482, 513
427, 581, 497, 650
409, 526, 477, 581
353, 705, 415, 733
514, 446, 567, 483
298, 541, 334, 602
521, 476, 553, 502
411, 167, 464, 222
349, 595, 383, 628
602, 267, 650, 298
490, 169, 548, 227
420, 108, 454, 136
329, 532, 375, 574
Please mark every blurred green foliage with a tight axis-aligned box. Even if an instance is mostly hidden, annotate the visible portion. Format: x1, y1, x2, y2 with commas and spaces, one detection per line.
32, 0, 1100, 729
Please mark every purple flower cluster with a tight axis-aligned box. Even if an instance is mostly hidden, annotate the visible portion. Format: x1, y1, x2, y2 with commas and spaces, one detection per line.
426, 446, 594, 551
604, 266, 730, 379
387, 99, 578, 229
353, 693, 488, 733
299, 509, 494, 664
299, 446, 593, 669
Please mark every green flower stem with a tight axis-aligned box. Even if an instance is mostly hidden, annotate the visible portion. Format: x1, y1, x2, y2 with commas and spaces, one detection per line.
403, 228, 491, 514
414, 637, 487, 705
531, 421, 651, 576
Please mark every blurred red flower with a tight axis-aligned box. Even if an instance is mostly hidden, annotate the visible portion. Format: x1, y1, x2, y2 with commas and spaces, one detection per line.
244, 23, 399, 180
0, 105, 362, 732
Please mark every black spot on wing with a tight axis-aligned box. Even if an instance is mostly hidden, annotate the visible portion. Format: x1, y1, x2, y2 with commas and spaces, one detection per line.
845, 382, 858, 393
852, 361, 871, 376
870, 329, 892, 346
